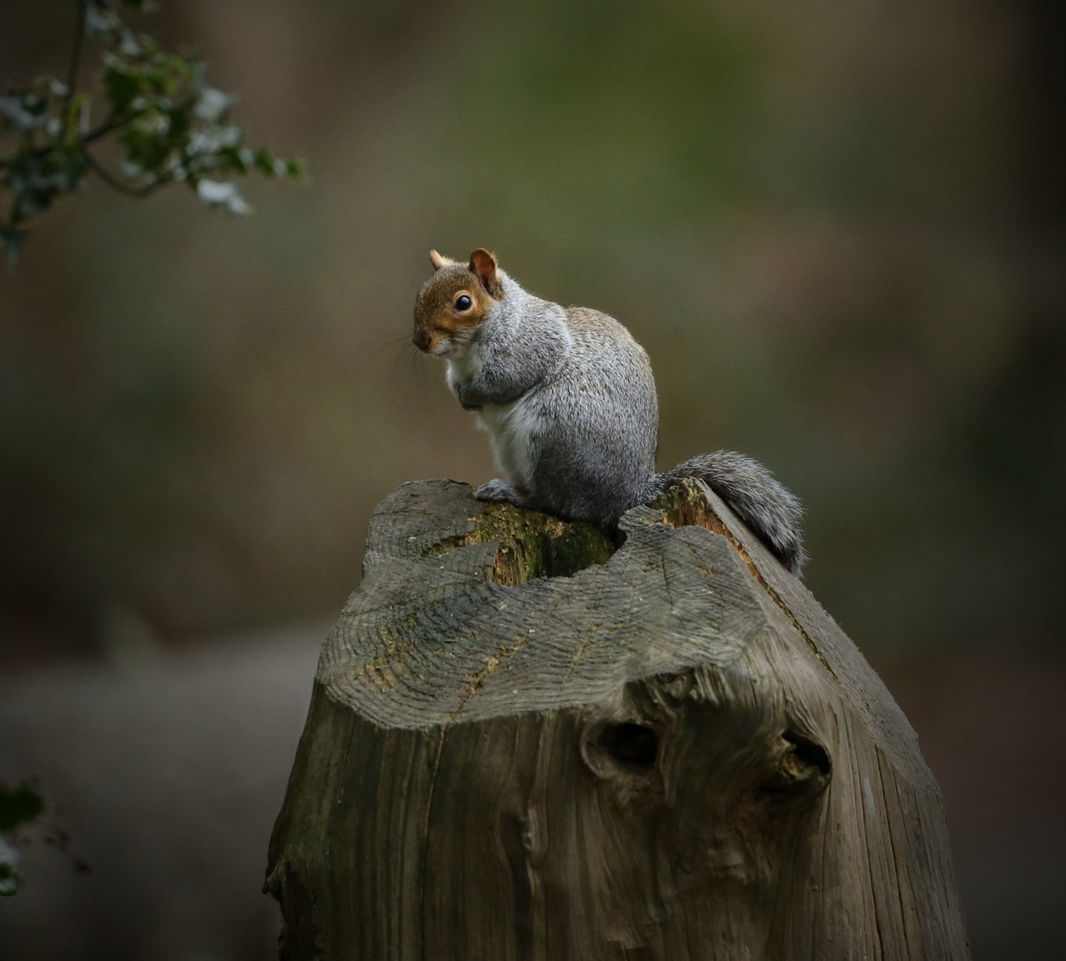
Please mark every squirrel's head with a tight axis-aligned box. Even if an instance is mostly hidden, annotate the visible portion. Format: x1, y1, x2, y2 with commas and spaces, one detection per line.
413, 248, 503, 356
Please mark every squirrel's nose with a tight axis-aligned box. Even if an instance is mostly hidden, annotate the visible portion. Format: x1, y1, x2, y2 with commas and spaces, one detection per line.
413, 328, 432, 352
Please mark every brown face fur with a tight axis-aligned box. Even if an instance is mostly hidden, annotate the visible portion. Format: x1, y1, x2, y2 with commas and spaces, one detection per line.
412, 249, 502, 356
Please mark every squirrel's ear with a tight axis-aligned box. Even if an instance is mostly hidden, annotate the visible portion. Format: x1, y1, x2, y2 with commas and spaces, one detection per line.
469, 248, 503, 299
429, 250, 454, 270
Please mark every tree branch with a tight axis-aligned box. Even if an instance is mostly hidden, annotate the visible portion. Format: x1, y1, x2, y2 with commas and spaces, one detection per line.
82, 150, 170, 198
63, 1, 89, 136
82, 113, 132, 147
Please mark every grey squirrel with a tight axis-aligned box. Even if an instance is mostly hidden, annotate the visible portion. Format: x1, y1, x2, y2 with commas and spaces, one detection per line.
412, 248, 807, 574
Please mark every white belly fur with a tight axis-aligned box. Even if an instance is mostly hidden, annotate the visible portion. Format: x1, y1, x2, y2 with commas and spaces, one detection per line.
445, 353, 537, 491
477, 398, 537, 493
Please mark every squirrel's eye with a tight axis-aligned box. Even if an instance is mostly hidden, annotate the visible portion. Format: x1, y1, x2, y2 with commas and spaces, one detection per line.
454, 294, 473, 312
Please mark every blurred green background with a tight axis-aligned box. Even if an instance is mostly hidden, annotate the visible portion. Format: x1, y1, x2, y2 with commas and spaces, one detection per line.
2, 1, 1063, 959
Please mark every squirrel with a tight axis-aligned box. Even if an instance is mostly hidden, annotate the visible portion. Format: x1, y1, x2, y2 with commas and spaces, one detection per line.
412, 248, 807, 574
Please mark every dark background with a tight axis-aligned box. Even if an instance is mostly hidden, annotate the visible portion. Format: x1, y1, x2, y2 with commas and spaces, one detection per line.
2, 1, 1063, 958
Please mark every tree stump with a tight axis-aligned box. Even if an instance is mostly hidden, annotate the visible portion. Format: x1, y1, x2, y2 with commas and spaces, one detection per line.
265, 478, 970, 960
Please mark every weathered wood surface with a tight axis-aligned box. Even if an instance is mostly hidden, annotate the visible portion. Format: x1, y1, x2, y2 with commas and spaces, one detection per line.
266, 478, 970, 960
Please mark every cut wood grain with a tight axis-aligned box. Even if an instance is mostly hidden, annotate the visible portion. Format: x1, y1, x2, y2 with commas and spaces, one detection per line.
266, 478, 970, 960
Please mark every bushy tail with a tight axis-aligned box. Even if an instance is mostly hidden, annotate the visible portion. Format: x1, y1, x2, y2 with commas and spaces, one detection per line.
653, 450, 807, 575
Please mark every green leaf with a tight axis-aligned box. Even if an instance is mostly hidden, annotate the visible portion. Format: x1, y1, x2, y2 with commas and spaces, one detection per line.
0, 90, 48, 132
196, 178, 251, 215
193, 86, 232, 122
103, 62, 141, 115
40, 74, 69, 99
253, 146, 276, 177
0, 782, 44, 832
0, 223, 27, 265
63, 93, 89, 140
118, 119, 172, 178
85, 4, 120, 41
0, 781, 45, 896
4, 146, 88, 222
0, 842, 20, 897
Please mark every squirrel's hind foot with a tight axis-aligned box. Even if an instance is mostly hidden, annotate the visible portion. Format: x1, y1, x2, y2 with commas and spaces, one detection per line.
475, 478, 521, 505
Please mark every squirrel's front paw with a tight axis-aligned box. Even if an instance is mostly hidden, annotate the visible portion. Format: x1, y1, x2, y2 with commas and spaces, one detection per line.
475, 479, 519, 504
454, 382, 486, 411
